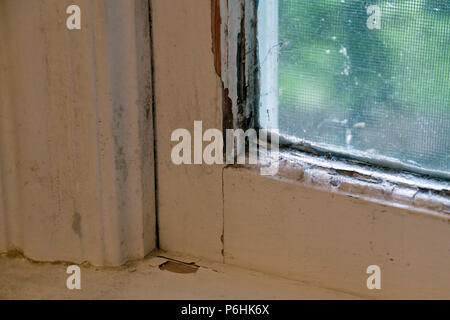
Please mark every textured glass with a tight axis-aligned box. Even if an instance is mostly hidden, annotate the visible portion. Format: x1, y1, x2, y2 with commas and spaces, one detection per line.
274, 0, 450, 178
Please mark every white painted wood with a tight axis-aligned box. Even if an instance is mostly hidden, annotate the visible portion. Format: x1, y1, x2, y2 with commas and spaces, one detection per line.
223, 167, 450, 299
152, 0, 224, 261
258, 0, 279, 130
0, 0, 156, 266
151, 0, 450, 299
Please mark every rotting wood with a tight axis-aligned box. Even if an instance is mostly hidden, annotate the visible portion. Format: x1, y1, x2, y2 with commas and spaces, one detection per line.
211, 0, 222, 77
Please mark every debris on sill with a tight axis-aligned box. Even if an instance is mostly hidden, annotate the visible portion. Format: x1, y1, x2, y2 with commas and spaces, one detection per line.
159, 259, 200, 274
238, 148, 450, 218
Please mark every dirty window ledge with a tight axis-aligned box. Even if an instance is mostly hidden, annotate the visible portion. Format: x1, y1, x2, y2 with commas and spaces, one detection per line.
236, 146, 450, 219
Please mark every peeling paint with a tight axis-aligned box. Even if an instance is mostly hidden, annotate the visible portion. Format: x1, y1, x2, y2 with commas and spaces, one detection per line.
243, 147, 450, 219
220, 0, 257, 131
159, 260, 199, 274
211, 0, 222, 77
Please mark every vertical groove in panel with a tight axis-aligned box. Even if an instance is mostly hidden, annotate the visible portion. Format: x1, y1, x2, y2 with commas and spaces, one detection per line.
0, 0, 155, 266
135, 0, 157, 255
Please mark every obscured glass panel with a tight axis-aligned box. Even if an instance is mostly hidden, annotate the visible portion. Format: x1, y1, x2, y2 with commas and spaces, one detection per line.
272, 0, 450, 178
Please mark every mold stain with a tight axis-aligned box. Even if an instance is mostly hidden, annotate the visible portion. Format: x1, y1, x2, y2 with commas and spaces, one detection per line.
72, 211, 82, 237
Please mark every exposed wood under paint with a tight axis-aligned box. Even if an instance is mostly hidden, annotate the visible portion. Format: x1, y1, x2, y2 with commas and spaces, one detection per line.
211, 0, 222, 77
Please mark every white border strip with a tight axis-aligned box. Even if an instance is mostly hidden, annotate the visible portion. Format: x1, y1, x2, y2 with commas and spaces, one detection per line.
257, 0, 279, 130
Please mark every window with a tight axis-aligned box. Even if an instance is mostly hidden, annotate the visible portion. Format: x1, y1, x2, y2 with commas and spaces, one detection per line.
258, 0, 450, 180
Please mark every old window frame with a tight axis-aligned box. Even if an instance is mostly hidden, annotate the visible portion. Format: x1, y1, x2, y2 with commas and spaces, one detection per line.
220, 0, 450, 216
148, 0, 450, 298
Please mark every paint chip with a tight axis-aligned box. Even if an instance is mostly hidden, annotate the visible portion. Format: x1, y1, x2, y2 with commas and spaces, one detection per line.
159, 261, 199, 274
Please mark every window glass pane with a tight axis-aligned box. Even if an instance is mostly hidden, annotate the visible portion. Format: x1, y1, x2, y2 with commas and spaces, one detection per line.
264, 0, 450, 178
